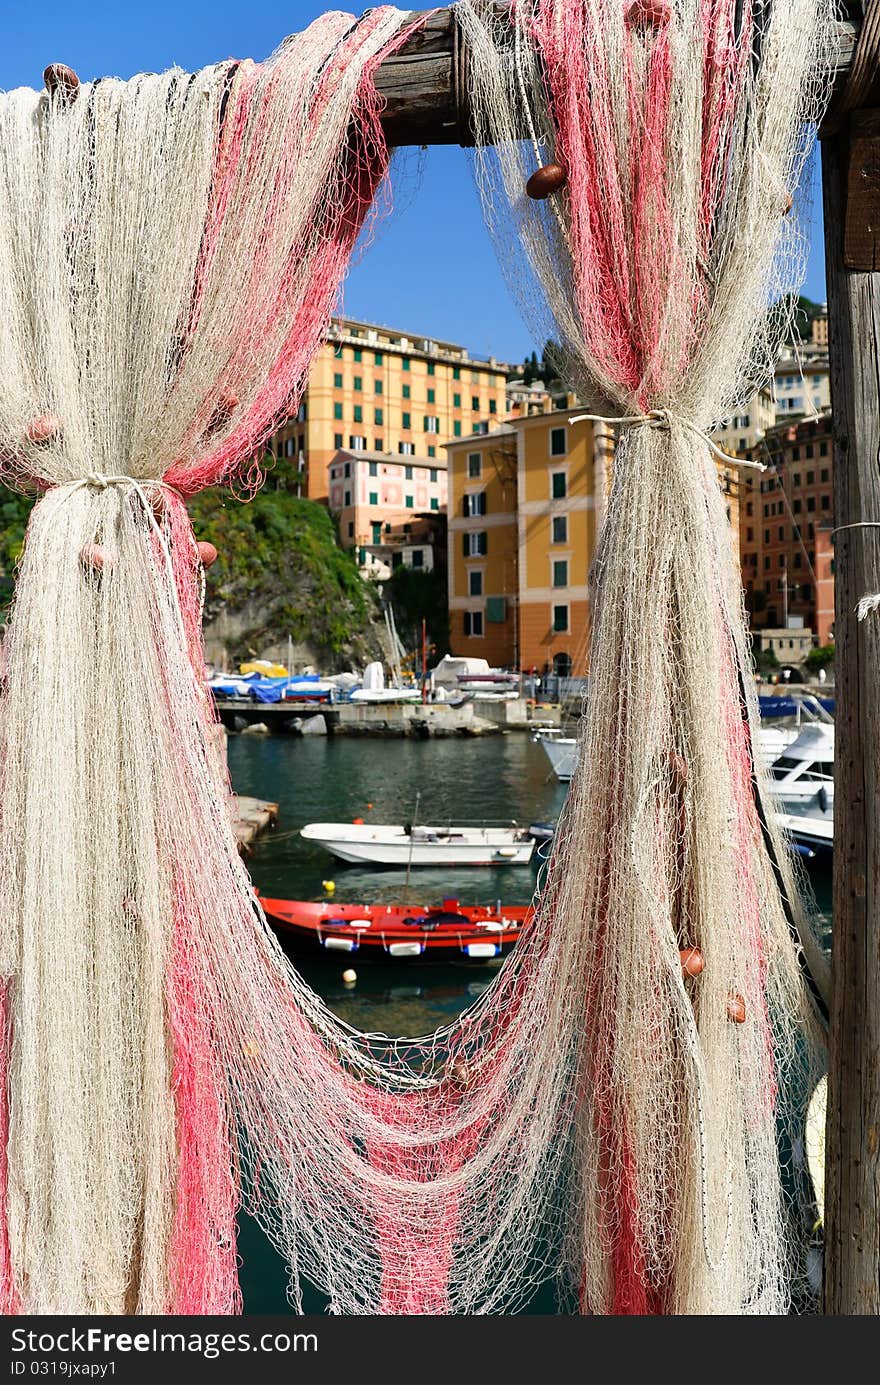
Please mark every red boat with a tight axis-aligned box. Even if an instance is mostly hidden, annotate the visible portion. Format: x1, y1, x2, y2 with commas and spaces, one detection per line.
259, 895, 532, 963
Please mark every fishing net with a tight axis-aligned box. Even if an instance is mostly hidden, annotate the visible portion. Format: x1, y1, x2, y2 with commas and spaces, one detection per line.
0, 0, 833, 1316
457, 0, 833, 1311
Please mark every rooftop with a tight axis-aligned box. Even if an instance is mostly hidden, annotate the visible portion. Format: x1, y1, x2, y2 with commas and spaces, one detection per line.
331, 447, 445, 469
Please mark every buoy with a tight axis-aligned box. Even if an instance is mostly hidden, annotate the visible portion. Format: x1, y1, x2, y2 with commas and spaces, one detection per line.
679, 946, 704, 977
322, 880, 335, 895
342, 968, 357, 986
25, 413, 63, 445
625, 0, 671, 29
43, 64, 80, 105
727, 993, 747, 1024
352, 816, 364, 825
197, 540, 218, 568
448, 1059, 471, 1088
526, 162, 568, 200
79, 543, 113, 572
366, 802, 373, 809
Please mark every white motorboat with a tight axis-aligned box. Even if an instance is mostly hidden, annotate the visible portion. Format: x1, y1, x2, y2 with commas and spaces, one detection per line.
767, 723, 835, 807
534, 720, 829, 785
300, 821, 537, 866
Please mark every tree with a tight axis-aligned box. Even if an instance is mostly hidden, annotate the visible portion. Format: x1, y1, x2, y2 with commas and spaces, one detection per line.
753, 645, 780, 677
805, 643, 835, 672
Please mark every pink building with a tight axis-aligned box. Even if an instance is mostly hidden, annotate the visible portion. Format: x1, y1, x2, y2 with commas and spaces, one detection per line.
328, 449, 447, 564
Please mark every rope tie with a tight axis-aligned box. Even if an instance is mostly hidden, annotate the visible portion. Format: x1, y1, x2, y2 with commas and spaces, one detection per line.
831, 520, 880, 620
569, 408, 767, 470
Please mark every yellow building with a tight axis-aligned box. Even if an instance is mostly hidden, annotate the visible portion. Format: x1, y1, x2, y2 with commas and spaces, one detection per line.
446, 410, 600, 675
447, 407, 741, 676
268, 316, 509, 501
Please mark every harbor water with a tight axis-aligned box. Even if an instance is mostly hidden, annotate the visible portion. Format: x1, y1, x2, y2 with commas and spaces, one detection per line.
227, 729, 831, 1313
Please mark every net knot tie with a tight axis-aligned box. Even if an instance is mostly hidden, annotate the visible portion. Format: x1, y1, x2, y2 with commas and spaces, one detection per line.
568, 408, 766, 471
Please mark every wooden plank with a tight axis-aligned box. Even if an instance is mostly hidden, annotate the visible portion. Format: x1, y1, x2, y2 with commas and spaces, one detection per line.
845, 110, 880, 269
375, 10, 861, 146
821, 127, 880, 1317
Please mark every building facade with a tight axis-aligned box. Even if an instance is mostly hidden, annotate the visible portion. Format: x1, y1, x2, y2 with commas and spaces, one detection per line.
445, 411, 598, 675
772, 311, 831, 420
269, 317, 509, 500
328, 448, 447, 578
740, 412, 835, 645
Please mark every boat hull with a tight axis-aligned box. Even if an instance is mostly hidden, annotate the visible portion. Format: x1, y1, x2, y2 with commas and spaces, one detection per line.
261, 897, 531, 963
300, 823, 536, 867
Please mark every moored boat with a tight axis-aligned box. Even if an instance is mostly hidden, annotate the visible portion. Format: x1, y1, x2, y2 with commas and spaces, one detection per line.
260, 895, 532, 962
300, 820, 538, 866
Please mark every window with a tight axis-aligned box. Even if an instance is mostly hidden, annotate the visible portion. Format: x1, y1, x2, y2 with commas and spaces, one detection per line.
353, 349, 362, 362
348, 522, 354, 538
453, 367, 461, 380
551, 471, 567, 499
764, 556, 770, 570
402, 412, 411, 429
463, 532, 488, 557
794, 552, 802, 568
353, 376, 362, 392
334, 433, 343, 448
369, 491, 378, 505
343, 462, 351, 477
333, 343, 343, 358
820, 441, 828, 457
368, 462, 378, 477
550, 427, 566, 457
806, 470, 815, 485
428, 446, 436, 458
344, 490, 351, 506
399, 441, 414, 455
405, 494, 414, 508
763, 504, 769, 518
430, 497, 439, 511
334, 372, 343, 388
469, 570, 483, 596
553, 559, 568, 587
820, 468, 829, 482
793, 499, 802, 514
463, 492, 487, 517
821, 494, 830, 510
401, 465, 412, 480
806, 444, 814, 459
371, 521, 382, 543
427, 388, 435, 404
349, 436, 366, 451
807, 496, 816, 512
427, 362, 436, 375
453, 421, 462, 437
552, 515, 568, 544
472, 396, 480, 411
333, 402, 343, 420
464, 610, 484, 637
374, 408, 383, 425
353, 405, 363, 423
424, 416, 439, 433
553, 605, 569, 633
412, 549, 424, 569
454, 393, 461, 408
402, 358, 410, 372
430, 468, 438, 482
489, 400, 497, 414
374, 352, 383, 365
375, 380, 383, 395
374, 438, 383, 451
793, 473, 801, 486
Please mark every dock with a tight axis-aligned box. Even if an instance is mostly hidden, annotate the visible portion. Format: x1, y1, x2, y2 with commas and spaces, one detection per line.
231, 794, 279, 853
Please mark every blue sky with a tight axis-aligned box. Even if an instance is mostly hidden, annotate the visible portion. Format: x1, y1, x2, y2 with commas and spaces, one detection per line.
0, 0, 828, 365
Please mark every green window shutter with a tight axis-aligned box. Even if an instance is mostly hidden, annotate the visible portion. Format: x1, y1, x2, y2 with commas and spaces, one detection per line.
334, 372, 343, 387
369, 491, 378, 505
333, 403, 343, 420
486, 596, 506, 623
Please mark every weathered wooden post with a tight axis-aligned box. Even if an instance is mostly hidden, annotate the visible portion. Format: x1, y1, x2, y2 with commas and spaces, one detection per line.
820, 7, 880, 1317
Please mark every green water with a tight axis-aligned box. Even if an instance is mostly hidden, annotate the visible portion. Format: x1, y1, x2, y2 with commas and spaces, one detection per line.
226, 730, 832, 1313
228, 730, 566, 1312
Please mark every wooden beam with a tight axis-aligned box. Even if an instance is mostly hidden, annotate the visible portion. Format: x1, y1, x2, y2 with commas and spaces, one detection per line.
821, 124, 880, 1317
376, 9, 862, 146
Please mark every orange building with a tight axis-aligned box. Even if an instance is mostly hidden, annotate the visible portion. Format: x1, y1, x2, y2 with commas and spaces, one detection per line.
741, 413, 835, 644
269, 317, 509, 501
446, 410, 600, 675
